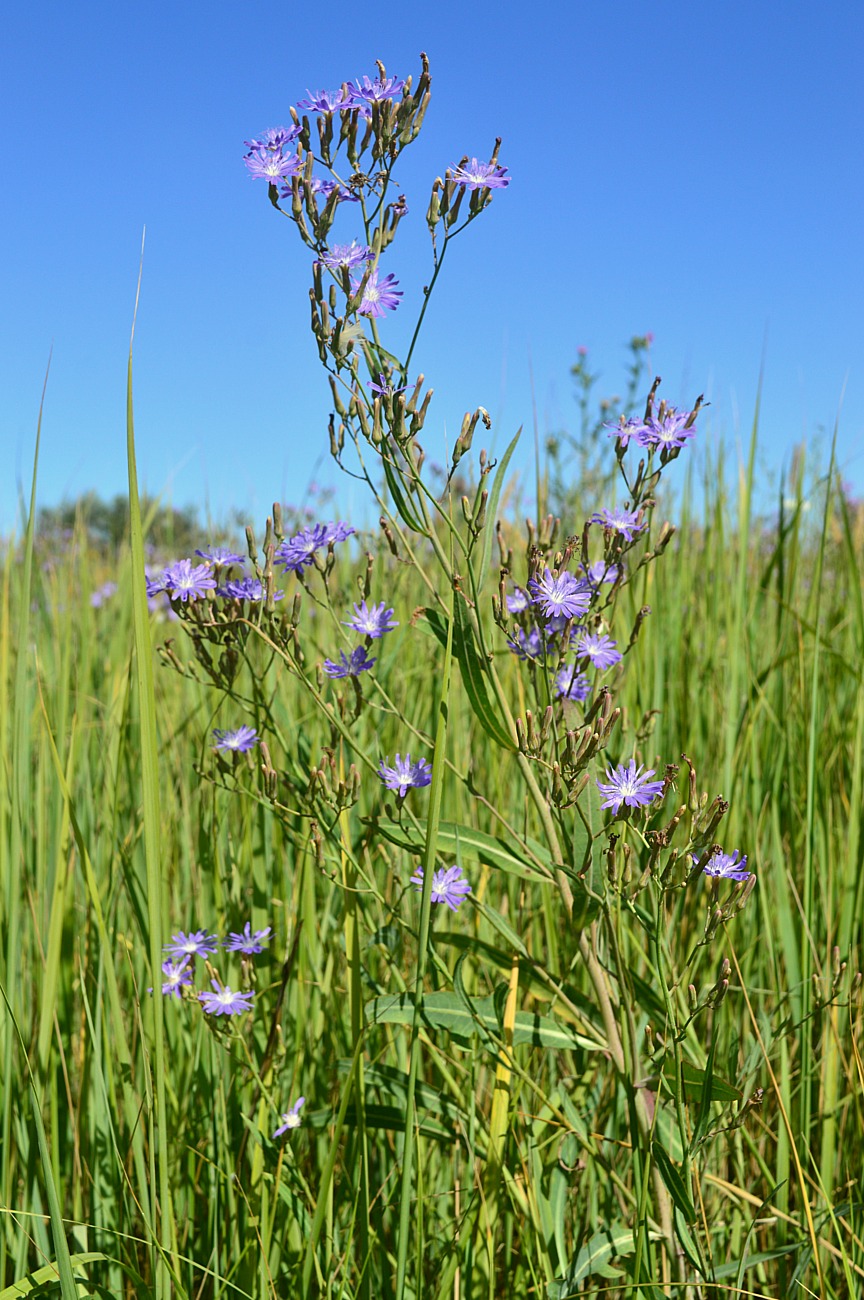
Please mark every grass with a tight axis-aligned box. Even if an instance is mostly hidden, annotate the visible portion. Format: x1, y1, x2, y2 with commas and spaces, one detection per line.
1, 416, 862, 1299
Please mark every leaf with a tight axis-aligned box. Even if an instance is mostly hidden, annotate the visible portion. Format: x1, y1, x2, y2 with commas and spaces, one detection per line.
374, 818, 551, 882
367, 991, 604, 1054
424, 604, 516, 751
548, 1222, 636, 1295
382, 452, 426, 533
476, 427, 520, 597
651, 1138, 697, 1224
663, 1057, 741, 1106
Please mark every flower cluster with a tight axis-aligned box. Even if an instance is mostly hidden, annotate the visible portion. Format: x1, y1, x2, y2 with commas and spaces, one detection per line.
605, 401, 699, 451
275, 521, 355, 573
324, 599, 398, 682
159, 923, 273, 1013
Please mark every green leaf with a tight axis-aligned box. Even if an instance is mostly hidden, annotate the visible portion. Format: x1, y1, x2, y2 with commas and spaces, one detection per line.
651, 1138, 697, 1224
663, 1057, 741, 1106
374, 818, 552, 882
382, 451, 426, 533
367, 991, 604, 1054
424, 604, 516, 751
476, 427, 521, 597
548, 1222, 636, 1295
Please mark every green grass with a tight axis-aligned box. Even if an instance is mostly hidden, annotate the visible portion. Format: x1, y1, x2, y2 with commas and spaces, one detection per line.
1, 420, 862, 1298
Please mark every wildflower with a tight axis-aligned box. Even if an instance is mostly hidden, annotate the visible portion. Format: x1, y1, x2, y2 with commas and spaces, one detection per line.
701, 849, 750, 881
378, 753, 433, 798
368, 373, 407, 397
224, 922, 272, 954
213, 726, 259, 753
323, 646, 377, 678
590, 506, 646, 542
605, 416, 647, 447
319, 241, 374, 271
555, 666, 591, 701
449, 157, 510, 190
582, 560, 620, 588
574, 632, 622, 670
163, 559, 217, 602
528, 568, 591, 621
243, 126, 301, 152
145, 569, 169, 597
347, 74, 406, 106
596, 759, 665, 814
164, 929, 219, 961
275, 521, 355, 572
410, 864, 472, 912
390, 194, 409, 217
296, 88, 352, 113
160, 958, 193, 998
506, 587, 530, 613
351, 269, 402, 318
273, 1097, 305, 1136
322, 521, 356, 544
198, 981, 255, 1016
244, 148, 302, 183
306, 177, 360, 203
638, 406, 696, 449
506, 626, 546, 661
195, 546, 246, 566
218, 577, 284, 602
90, 581, 117, 608
343, 600, 398, 638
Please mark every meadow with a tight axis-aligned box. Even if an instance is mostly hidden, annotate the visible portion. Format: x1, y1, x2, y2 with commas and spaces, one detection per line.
2, 57, 863, 1300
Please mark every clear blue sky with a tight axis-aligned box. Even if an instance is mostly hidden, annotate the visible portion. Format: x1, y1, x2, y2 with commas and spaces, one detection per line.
2, 1, 862, 533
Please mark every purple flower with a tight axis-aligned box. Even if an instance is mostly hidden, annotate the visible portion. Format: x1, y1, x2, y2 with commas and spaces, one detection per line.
164, 559, 217, 602
164, 929, 219, 961
145, 569, 169, 597
528, 568, 591, 621
347, 74, 406, 106
638, 406, 696, 450
322, 521, 356, 545
213, 726, 259, 753
195, 546, 246, 566
275, 521, 355, 573
596, 760, 665, 815
410, 864, 472, 912
368, 373, 407, 397
273, 1097, 305, 1136
224, 922, 273, 954
90, 581, 117, 608
296, 87, 353, 113
160, 957, 193, 998
449, 158, 510, 190
590, 507, 646, 542
574, 632, 622, 671
507, 626, 546, 662
701, 849, 750, 881
605, 416, 647, 447
319, 241, 374, 271
244, 126, 301, 152
506, 586, 530, 614
351, 269, 402, 318
198, 981, 255, 1016
582, 560, 620, 588
307, 177, 360, 204
218, 577, 284, 602
379, 753, 433, 798
324, 646, 377, 678
343, 600, 398, 638
244, 148, 302, 183
554, 666, 591, 702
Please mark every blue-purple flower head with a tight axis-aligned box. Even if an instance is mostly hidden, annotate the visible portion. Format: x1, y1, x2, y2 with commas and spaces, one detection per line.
555, 666, 591, 702
596, 759, 665, 815
196, 546, 246, 567
296, 87, 353, 113
199, 981, 255, 1016
410, 864, 471, 912
213, 725, 259, 753
347, 74, 405, 106
574, 632, 622, 671
306, 177, 360, 204
218, 577, 284, 603
319, 241, 374, 272
449, 158, 510, 191
582, 560, 620, 589
379, 753, 433, 798
506, 586, 530, 614
224, 922, 272, 954
351, 269, 402, 318
590, 507, 646, 543
244, 148, 302, 183
244, 125, 301, 152
701, 849, 750, 882
160, 958, 193, 998
528, 568, 591, 622
640, 405, 696, 450
276, 521, 355, 573
164, 929, 219, 962
324, 646, 376, 679
507, 626, 546, 662
162, 559, 217, 602
273, 1097, 305, 1136
343, 600, 398, 638
368, 373, 407, 398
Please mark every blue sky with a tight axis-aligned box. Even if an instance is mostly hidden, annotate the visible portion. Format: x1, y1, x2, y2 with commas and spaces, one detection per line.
2, 1, 862, 533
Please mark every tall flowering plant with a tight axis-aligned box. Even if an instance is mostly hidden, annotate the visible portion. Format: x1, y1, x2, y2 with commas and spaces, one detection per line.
151, 55, 758, 1296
